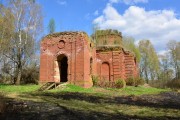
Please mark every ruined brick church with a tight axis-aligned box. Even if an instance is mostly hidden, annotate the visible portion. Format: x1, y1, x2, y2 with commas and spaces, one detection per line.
39, 30, 138, 88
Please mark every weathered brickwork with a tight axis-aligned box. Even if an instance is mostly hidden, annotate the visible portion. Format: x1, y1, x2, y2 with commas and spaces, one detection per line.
39, 30, 138, 88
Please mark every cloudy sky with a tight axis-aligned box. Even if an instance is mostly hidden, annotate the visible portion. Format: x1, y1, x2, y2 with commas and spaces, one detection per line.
38, 0, 180, 54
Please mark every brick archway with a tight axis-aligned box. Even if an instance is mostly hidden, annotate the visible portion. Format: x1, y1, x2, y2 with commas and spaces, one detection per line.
57, 54, 68, 82
101, 62, 110, 81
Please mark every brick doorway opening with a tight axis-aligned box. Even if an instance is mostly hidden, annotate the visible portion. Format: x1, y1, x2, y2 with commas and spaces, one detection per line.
57, 54, 68, 82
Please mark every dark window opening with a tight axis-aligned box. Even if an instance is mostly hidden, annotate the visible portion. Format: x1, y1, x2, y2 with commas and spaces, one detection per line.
57, 55, 68, 82
90, 58, 93, 74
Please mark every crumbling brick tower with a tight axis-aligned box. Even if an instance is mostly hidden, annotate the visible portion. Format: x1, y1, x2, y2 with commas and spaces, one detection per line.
94, 30, 138, 82
39, 32, 93, 88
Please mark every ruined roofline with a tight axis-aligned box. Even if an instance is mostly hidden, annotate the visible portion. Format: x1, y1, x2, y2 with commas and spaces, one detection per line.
96, 45, 136, 57
92, 29, 122, 37
42, 31, 88, 40
122, 47, 136, 57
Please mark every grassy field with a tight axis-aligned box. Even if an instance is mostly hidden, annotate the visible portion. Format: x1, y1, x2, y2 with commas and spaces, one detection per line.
0, 83, 179, 120
0, 83, 168, 95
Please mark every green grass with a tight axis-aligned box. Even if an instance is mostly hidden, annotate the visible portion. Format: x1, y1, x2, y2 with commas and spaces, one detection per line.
0, 83, 169, 96
49, 84, 94, 93
0, 84, 40, 93
121, 86, 168, 96
0, 83, 179, 119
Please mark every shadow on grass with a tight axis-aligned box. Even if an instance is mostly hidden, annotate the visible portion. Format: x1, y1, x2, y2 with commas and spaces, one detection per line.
0, 91, 180, 120
37, 91, 180, 109
0, 97, 179, 120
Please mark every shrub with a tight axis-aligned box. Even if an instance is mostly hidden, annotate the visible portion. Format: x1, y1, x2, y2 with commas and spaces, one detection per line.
126, 77, 145, 87
126, 77, 135, 86
166, 79, 180, 90
21, 65, 39, 84
103, 81, 110, 88
92, 75, 99, 86
115, 79, 126, 88
97, 80, 109, 88
134, 77, 145, 86
92, 77, 126, 89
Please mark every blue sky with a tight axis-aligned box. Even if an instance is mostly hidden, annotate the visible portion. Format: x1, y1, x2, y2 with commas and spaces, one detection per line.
38, 0, 180, 53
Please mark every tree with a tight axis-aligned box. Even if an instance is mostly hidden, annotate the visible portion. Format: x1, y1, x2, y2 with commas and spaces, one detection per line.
0, 4, 15, 82
122, 36, 141, 62
158, 53, 173, 87
139, 40, 160, 83
0, 0, 43, 85
0, 4, 14, 55
167, 40, 180, 79
48, 18, 55, 34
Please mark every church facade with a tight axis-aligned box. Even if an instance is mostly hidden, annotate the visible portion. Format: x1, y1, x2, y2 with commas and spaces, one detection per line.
39, 30, 138, 88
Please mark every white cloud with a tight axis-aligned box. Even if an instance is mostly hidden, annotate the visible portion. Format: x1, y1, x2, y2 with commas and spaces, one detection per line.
122, 0, 148, 5
110, 0, 120, 4
109, 0, 148, 5
94, 10, 99, 16
57, 0, 67, 5
93, 4, 180, 52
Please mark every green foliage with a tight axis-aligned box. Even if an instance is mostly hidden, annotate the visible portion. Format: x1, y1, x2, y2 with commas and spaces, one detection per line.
126, 77, 135, 86
92, 75, 99, 86
114, 40, 117, 45
92, 29, 121, 46
167, 40, 180, 79
134, 77, 145, 86
149, 79, 167, 89
0, 0, 43, 85
21, 64, 39, 84
113, 39, 120, 45
97, 80, 109, 88
96, 46, 121, 51
0, 5, 15, 54
94, 29, 120, 36
122, 36, 141, 62
103, 39, 107, 45
115, 79, 126, 88
139, 40, 160, 82
126, 77, 145, 87
48, 18, 55, 34
93, 78, 126, 89
166, 79, 180, 90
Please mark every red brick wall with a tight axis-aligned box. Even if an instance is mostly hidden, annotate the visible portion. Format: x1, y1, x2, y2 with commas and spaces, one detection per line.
95, 48, 138, 83
39, 32, 92, 88
39, 31, 138, 88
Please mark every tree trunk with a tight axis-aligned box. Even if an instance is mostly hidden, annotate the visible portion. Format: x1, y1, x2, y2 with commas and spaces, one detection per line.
15, 45, 22, 85
145, 68, 149, 83
15, 68, 21, 85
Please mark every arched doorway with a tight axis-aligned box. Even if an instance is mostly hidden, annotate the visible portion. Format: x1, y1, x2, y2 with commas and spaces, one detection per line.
101, 62, 110, 81
57, 55, 68, 82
